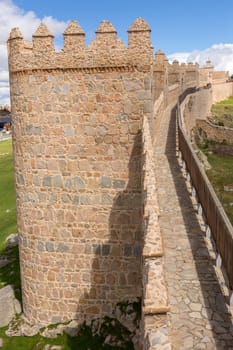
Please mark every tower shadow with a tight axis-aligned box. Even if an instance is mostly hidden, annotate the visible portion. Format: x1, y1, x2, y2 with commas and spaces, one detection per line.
69, 131, 143, 349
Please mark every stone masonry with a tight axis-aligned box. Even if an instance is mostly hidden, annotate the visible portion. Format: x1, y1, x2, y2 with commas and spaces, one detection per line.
8, 18, 154, 326
7, 16, 232, 349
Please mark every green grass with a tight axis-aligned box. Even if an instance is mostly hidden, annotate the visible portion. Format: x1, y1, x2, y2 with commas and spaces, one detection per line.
0, 139, 21, 298
0, 139, 17, 253
0, 318, 134, 349
210, 96, 233, 128
0, 325, 130, 350
202, 150, 233, 225
213, 96, 233, 105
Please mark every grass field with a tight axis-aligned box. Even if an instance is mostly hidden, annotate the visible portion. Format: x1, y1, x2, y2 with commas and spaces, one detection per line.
205, 151, 233, 225
210, 96, 233, 128
200, 96, 233, 225
0, 321, 133, 350
0, 139, 17, 253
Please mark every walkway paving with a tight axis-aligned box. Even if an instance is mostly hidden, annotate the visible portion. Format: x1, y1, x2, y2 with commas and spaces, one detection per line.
153, 103, 233, 349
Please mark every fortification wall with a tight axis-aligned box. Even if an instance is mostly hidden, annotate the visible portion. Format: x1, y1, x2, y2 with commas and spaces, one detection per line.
8, 17, 218, 347
8, 19, 153, 325
196, 119, 233, 144
141, 107, 170, 349
181, 87, 213, 140
212, 82, 233, 103
180, 82, 233, 142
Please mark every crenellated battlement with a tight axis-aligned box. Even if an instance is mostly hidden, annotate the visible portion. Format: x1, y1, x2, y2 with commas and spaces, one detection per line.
7, 17, 153, 73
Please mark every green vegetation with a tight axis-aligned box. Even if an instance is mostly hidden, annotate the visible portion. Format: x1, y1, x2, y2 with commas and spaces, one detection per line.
199, 96, 233, 225
210, 96, 233, 128
200, 142, 233, 225
0, 246, 21, 300
0, 321, 133, 350
0, 139, 17, 253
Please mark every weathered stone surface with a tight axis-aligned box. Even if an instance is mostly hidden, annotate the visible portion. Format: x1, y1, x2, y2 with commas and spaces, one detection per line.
5, 233, 18, 249
153, 101, 233, 349
0, 285, 21, 327
0, 257, 12, 268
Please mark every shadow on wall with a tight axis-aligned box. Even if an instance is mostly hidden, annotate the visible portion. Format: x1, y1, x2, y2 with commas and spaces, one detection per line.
166, 100, 233, 349
72, 131, 143, 340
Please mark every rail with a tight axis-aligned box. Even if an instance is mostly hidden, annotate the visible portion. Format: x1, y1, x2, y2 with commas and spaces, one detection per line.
177, 90, 233, 292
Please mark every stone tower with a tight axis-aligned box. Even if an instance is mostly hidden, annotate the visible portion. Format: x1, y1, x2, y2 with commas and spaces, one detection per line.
8, 18, 153, 325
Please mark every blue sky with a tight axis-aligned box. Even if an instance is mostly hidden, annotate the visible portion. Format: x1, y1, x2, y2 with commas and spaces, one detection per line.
1, 0, 233, 105
11, 0, 233, 53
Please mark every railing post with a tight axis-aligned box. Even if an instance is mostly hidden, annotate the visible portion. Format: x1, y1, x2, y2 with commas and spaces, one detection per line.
182, 160, 186, 171
216, 254, 222, 268
230, 291, 233, 306
178, 151, 182, 161
205, 225, 211, 239
198, 203, 203, 216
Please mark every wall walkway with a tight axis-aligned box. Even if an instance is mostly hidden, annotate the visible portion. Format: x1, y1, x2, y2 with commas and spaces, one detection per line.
153, 103, 233, 349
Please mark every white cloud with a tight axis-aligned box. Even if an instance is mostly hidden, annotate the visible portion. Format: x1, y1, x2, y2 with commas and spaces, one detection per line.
0, 0, 68, 105
168, 43, 233, 75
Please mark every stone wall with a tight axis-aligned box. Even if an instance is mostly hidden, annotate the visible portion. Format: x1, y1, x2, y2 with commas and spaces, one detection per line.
140, 111, 170, 349
196, 119, 233, 145
212, 82, 233, 103
180, 83, 233, 142
8, 16, 225, 348
182, 87, 213, 140
8, 18, 153, 325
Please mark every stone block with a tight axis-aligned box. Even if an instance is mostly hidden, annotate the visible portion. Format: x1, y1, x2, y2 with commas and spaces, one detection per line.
37, 241, 44, 252
137, 90, 151, 100
43, 175, 52, 187
123, 80, 142, 91
101, 193, 112, 205
17, 174, 25, 185
115, 114, 129, 122
53, 175, 63, 188
57, 243, 69, 253
51, 316, 62, 324
113, 179, 125, 189
92, 244, 101, 255
5, 233, 19, 249
72, 195, 79, 205
61, 193, 72, 204
25, 125, 33, 135
124, 244, 132, 257
33, 175, 40, 186
64, 178, 72, 188
0, 286, 22, 327
110, 245, 121, 256
49, 193, 57, 204
46, 241, 54, 252
133, 244, 142, 257
80, 195, 91, 205
143, 102, 152, 113
102, 244, 110, 256
101, 176, 112, 188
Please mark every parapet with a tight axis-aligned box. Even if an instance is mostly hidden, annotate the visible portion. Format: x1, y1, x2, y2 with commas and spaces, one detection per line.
7, 18, 153, 72
153, 50, 168, 71
63, 20, 85, 53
